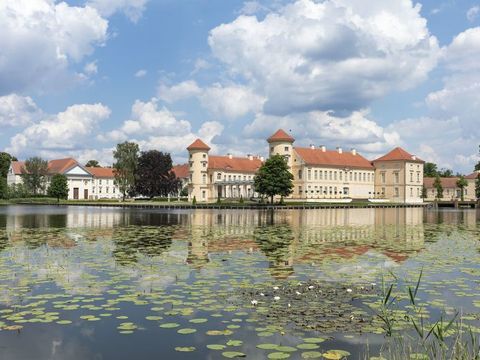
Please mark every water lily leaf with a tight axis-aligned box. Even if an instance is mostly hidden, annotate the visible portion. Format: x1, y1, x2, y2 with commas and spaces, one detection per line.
322, 350, 351, 359
268, 352, 291, 359
303, 338, 327, 344
226, 340, 243, 347
207, 344, 227, 350
222, 351, 246, 358
177, 328, 197, 334
297, 344, 320, 350
302, 351, 323, 359
175, 347, 196, 352
159, 323, 180, 329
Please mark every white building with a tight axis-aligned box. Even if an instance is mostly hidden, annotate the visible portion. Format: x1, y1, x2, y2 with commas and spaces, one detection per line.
7, 158, 121, 200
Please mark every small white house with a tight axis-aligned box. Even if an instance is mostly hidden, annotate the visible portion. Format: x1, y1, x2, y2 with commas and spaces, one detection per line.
7, 158, 121, 200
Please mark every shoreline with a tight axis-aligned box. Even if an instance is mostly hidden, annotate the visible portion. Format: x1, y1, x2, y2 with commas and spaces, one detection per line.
0, 200, 429, 210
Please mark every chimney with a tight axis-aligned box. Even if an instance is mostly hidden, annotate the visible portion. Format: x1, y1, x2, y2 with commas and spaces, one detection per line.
227, 153, 233, 159
412, 155, 417, 161
310, 144, 315, 150
320, 145, 326, 152
337, 147, 342, 154
351, 148, 357, 156
247, 154, 253, 160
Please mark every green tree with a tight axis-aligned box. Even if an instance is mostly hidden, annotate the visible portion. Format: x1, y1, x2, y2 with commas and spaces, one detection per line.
438, 168, 453, 177
7, 183, 29, 199
0, 177, 7, 199
254, 155, 293, 204
21, 157, 49, 196
421, 185, 427, 199
47, 174, 69, 203
475, 145, 480, 172
423, 162, 438, 177
433, 175, 443, 200
113, 141, 139, 201
456, 176, 468, 201
0, 152, 16, 178
135, 150, 179, 198
476, 173, 480, 200
85, 160, 100, 167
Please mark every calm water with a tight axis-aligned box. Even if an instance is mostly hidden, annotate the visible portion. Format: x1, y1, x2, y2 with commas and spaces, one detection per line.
0, 205, 479, 360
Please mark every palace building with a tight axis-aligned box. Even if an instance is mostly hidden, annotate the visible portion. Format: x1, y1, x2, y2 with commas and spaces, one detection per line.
187, 129, 425, 204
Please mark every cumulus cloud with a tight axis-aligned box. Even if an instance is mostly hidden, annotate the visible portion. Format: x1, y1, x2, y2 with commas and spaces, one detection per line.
158, 81, 264, 120
0, 94, 42, 127
208, 0, 440, 116
99, 98, 224, 160
0, 0, 108, 95
7, 103, 111, 158
86, 0, 149, 23
135, 69, 147, 78
84, 61, 98, 76
467, 6, 480, 22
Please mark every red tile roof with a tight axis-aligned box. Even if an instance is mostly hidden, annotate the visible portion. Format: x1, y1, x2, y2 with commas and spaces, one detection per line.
267, 129, 295, 143
294, 147, 374, 169
208, 156, 263, 173
187, 139, 211, 151
11, 161, 25, 175
11, 158, 80, 175
86, 167, 115, 178
424, 177, 461, 189
373, 147, 424, 163
47, 158, 78, 174
172, 164, 189, 179
466, 172, 479, 179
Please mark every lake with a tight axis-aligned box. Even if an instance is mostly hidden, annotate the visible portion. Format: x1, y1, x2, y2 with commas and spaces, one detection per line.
0, 205, 479, 359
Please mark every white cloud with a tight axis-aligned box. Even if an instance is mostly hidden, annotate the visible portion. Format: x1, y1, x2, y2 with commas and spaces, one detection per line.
86, 0, 149, 23
84, 61, 98, 76
0, 0, 108, 95
158, 81, 264, 120
157, 81, 201, 103
208, 0, 440, 116
245, 109, 399, 157
467, 6, 480, 22
135, 69, 147, 78
7, 103, 111, 158
0, 94, 41, 127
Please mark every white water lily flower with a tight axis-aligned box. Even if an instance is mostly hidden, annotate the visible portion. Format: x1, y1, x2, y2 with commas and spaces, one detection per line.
295, 291, 302, 295
346, 288, 353, 293
260, 293, 265, 296
273, 286, 279, 290
371, 283, 377, 286
251, 300, 258, 306
308, 285, 314, 290
287, 303, 291, 308
274, 296, 280, 301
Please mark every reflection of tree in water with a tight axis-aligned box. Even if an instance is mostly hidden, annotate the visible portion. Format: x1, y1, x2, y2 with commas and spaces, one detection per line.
111, 226, 173, 265
0, 230, 8, 252
253, 222, 295, 279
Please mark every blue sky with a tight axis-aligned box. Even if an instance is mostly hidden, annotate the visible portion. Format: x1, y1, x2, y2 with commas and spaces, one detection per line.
1, 0, 479, 173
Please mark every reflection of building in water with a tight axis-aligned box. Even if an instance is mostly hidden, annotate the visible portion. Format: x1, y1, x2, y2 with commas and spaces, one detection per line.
424, 209, 479, 228
184, 208, 426, 274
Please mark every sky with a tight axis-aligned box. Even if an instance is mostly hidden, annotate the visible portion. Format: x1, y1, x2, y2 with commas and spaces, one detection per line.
1, 0, 479, 173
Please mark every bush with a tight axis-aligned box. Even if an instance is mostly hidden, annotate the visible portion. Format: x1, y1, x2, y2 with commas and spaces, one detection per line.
7, 183, 30, 199
192, 196, 197, 205
0, 177, 7, 199
239, 195, 244, 204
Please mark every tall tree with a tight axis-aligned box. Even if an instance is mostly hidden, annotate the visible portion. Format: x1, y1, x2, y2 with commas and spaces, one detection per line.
47, 174, 69, 203
456, 176, 468, 201
433, 175, 443, 200
0, 177, 7, 200
475, 145, 480, 172
438, 168, 453, 177
0, 152, 16, 178
85, 160, 100, 167
476, 173, 480, 200
423, 162, 438, 177
254, 155, 293, 204
21, 157, 49, 196
113, 141, 139, 201
135, 150, 179, 198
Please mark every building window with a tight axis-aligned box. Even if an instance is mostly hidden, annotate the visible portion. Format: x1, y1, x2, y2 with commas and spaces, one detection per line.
363, 173, 366, 182
334, 171, 337, 181
395, 187, 399, 197
381, 187, 385, 195
202, 174, 206, 184
339, 172, 342, 181
203, 154, 206, 158
354, 172, 357, 182
99, 187, 102, 193
410, 171, 413, 182
298, 170, 302, 179
381, 172, 385, 184
93, 187, 95, 193
319, 170, 323, 180
99, 179, 102, 185
410, 188, 413, 197
270, 147, 274, 152
202, 190, 206, 199
217, 173, 222, 180
329, 171, 332, 180
299, 186, 302, 194
394, 172, 399, 184
284, 146, 289, 152
417, 172, 420, 183
308, 169, 311, 181
113, 187, 115, 193
349, 172, 352, 181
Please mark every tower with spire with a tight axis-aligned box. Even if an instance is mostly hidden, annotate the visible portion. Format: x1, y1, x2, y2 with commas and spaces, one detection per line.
187, 139, 211, 202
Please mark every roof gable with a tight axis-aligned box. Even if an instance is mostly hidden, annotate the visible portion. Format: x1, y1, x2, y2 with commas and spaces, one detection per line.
187, 139, 211, 151
267, 129, 295, 143
65, 165, 91, 176
294, 147, 374, 169
373, 147, 423, 163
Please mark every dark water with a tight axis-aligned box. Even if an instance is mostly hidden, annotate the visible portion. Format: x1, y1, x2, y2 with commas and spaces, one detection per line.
0, 205, 479, 360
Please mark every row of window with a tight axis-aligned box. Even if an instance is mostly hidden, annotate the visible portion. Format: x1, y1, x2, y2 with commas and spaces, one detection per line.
301, 169, 373, 183
92, 187, 116, 194
216, 173, 254, 182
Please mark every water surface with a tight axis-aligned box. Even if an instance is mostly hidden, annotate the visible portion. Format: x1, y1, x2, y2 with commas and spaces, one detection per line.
0, 205, 479, 359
